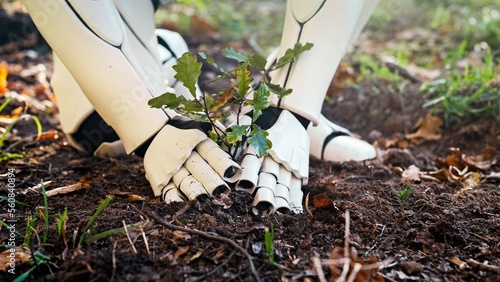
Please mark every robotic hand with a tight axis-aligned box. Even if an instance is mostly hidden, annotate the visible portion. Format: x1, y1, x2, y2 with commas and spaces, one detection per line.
22, 0, 241, 202
234, 108, 309, 215
145, 118, 241, 202
233, 0, 378, 215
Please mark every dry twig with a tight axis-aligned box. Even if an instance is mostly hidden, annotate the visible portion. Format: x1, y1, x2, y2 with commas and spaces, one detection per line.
312, 256, 327, 282
140, 224, 150, 255
467, 259, 500, 274
305, 193, 313, 219
338, 210, 351, 282
122, 220, 138, 254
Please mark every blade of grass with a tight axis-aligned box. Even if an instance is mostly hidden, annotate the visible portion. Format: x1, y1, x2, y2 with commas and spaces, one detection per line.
0, 97, 13, 113
0, 114, 43, 151
0, 196, 31, 207
85, 221, 147, 243
40, 181, 49, 244
79, 196, 113, 244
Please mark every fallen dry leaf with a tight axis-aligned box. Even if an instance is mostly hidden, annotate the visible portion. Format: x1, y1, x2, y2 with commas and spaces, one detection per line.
39, 129, 61, 140
435, 147, 496, 172
172, 230, 191, 243
399, 261, 425, 276
0, 63, 7, 94
187, 250, 203, 264
376, 134, 410, 149
447, 256, 467, 269
128, 194, 146, 202
406, 113, 443, 144
212, 245, 226, 262
420, 168, 451, 183
455, 172, 482, 196
211, 193, 233, 209
174, 246, 190, 259
0, 246, 31, 271
313, 193, 339, 212
401, 165, 421, 183
328, 247, 384, 282
462, 148, 497, 171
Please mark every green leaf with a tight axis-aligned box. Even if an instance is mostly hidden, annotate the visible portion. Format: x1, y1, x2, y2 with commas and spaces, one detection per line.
222, 48, 248, 62
185, 112, 208, 122
226, 125, 249, 144
13, 265, 37, 282
57, 207, 68, 236
248, 54, 267, 72
173, 52, 202, 98
266, 83, 293, 99
0, 97, 13, 114
236, 63, 253, 96
208, 130, 218, 142
0, 153, 23, 162
182, 100, 204, 112
148, 92, 187, 109
251, 84, 270, 121
248, 125, 271, 157
273, 42, 314, 70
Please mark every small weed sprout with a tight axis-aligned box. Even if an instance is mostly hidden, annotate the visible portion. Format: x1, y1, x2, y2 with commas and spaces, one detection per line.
79, 196, 113, 245
40, 181, 50, 244
495, 186, 500, 194
0, 97, 43, 161
12, 251, 51, 282
148, 43, 313, 158
392, 184, 414, 207
264, 223, 277, 266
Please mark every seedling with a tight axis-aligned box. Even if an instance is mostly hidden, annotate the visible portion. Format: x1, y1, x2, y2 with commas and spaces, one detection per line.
148, 43, 313, 158
56, 207, 68, 249
264, 223, 277, 266
40, 181, 50, 244
495, 186, 500, 194
23, 214, 36, 247
12, 251, 51, 282
0, 97, 43, 161
392, 184, 414, 207
78, 196, 113, 245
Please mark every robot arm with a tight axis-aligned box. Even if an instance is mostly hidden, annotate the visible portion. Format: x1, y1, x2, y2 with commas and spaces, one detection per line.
237, 0, 376, 214
269, 0, 367, 125
22, 0, 240, 202
22, 0, 169, 152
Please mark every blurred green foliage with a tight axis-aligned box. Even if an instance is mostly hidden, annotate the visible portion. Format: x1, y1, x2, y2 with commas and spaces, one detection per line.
156, 0, 500, 125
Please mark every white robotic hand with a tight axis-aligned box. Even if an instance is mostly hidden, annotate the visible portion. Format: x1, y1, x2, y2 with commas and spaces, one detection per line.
234, 108, 309, 215
145, 118, 241, 203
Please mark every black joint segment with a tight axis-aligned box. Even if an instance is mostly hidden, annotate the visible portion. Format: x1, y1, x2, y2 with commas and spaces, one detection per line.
70, 111, 119, 156
321, 131, 350, 160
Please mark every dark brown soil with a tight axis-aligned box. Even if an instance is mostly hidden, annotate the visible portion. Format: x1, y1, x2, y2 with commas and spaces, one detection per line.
1, 7, 499, 282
